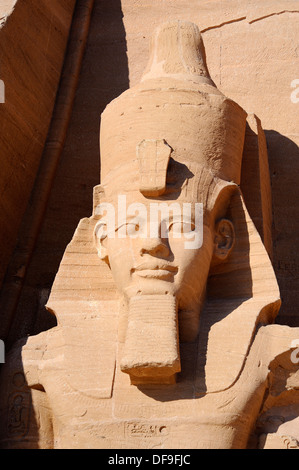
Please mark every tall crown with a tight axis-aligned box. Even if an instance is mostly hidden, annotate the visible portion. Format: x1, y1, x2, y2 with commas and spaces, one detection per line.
100, 21, 247, 194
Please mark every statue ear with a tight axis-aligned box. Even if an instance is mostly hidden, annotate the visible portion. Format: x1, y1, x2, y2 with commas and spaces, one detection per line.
213, 218, 235, 261
94, 220, 109, 263
93, 184, 110, 264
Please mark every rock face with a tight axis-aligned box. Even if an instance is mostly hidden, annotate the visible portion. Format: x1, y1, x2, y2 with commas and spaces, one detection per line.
0, 20, 298, 450
0, 0, 76, 287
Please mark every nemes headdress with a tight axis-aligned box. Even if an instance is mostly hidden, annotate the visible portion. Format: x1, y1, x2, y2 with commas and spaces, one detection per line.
47, 21, 280, 397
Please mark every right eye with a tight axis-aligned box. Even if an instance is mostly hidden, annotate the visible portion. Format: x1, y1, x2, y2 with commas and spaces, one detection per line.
169, 221, 195, 234
126, 222, 140, 236
116, 221, 142, 237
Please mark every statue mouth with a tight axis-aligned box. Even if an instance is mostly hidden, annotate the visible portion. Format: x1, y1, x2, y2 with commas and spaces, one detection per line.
131, 264, 178, 280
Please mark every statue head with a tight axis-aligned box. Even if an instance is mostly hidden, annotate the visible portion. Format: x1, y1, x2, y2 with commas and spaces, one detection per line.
94, 21, 247, 383
46, 21, 280, 396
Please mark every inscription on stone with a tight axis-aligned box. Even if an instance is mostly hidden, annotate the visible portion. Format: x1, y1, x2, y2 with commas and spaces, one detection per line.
126, 422, 168, 438
7, 373, 31, 438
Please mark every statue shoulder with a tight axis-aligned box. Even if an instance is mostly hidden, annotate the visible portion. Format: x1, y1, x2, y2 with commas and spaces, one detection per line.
0, 327, 62, 448
250, 324, 299, 449
3, 327, 63, 386
253, 324, 299, 367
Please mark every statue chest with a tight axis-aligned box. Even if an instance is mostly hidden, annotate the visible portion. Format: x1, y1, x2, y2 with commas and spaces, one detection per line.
42, 368, 256, 449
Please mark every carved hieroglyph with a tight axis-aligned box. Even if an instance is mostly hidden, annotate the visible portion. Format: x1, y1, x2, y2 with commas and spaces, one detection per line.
0, 20, 298, 449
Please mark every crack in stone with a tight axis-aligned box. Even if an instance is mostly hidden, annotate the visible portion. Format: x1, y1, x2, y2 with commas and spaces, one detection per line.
201, 16, 246, 33
249, 10, 299, 24
201, 10, 299, 33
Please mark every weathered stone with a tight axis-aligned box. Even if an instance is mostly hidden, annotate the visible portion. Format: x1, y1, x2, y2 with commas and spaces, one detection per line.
0, 20, 298, 449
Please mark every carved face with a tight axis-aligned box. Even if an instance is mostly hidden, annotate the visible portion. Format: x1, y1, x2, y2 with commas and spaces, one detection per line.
95, 187, 234, 341
104, 197, 211, 300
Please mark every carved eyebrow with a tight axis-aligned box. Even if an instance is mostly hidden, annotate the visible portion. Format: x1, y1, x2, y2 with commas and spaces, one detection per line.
115, 215, 146, 229
118, 214, 142, 223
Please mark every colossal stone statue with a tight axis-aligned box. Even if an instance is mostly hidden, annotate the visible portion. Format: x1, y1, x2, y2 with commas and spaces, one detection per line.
0, 21, 298, 449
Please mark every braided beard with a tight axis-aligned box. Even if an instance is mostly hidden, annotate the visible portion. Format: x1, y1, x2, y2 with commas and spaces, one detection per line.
120, 294, 180, 384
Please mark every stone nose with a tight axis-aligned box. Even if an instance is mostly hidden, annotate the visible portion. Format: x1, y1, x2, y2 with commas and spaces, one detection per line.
140, 236, 170, 258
